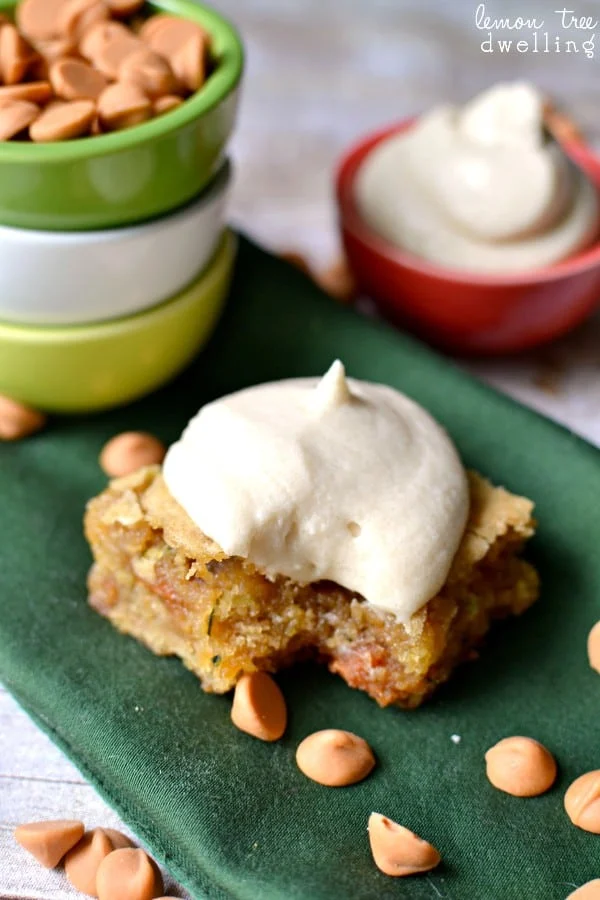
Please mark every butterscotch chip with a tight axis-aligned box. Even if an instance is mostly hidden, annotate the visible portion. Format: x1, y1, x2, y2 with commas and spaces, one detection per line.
93, 33, 143, 79
231, 672, 287, 742
144, 19, 208, 94
142, 16, 206, 48
588, 621, 600, 674
75, 3, 110, 43
96, 848, 164, 900
0, 395, 46, 439
296, 729, 375, 786
35, 36, 76, 61
119, 48, 178, 99
567, 881, 600, 900
153, 93, 182, 116
30, 99, 95, 141
139, 14, 182, 43
316, 257, 358, 304
368, 814, 441, 877
567, 881, 600, 899
485, 736, 557, 797
16, 0, 65, 43
100, 432, 166, 477
0, 100, 39, 141
0, 81, 52, 106
105, 0, 145, 16
170, 30, 206, 93
140, 15, 208, 59
97, 81, 151, 130
14, 820, 84, 868
103, 829, 134, 850
80, 20, 130, 59
65, 828, 134, 895
565, 771, 600, 833
50, 58, 108, 100
58, 0, 110, 44
0, 25, 35, 85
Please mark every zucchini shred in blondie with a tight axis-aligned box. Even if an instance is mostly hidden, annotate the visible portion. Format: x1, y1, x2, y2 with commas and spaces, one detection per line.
85, 465, 539, 708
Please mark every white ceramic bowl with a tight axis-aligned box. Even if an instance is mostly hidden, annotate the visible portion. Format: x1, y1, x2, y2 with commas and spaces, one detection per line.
0, 158, 232, 326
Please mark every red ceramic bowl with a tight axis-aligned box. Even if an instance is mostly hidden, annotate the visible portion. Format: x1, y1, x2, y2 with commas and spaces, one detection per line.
336, 120, 600, 355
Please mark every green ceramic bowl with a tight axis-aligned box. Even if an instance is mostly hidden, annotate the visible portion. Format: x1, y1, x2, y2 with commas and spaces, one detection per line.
0, 230, 236, 413
0, 0, 244, 231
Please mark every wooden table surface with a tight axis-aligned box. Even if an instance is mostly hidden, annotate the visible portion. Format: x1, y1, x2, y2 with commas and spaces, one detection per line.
2, 0, 599, 896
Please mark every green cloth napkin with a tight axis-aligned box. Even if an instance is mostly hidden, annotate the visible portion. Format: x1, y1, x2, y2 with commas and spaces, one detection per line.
1, 236, 599, 900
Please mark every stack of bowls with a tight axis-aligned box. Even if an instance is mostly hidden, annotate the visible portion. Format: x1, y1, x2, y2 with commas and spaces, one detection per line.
0, 0, 243, 413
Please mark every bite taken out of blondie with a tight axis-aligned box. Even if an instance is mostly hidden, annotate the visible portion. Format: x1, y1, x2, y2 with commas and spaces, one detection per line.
85, 464, 538, 709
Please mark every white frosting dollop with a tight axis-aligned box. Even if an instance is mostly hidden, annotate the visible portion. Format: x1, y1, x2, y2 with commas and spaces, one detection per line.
162, 361, 469, 621
355, 82, 599, 273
